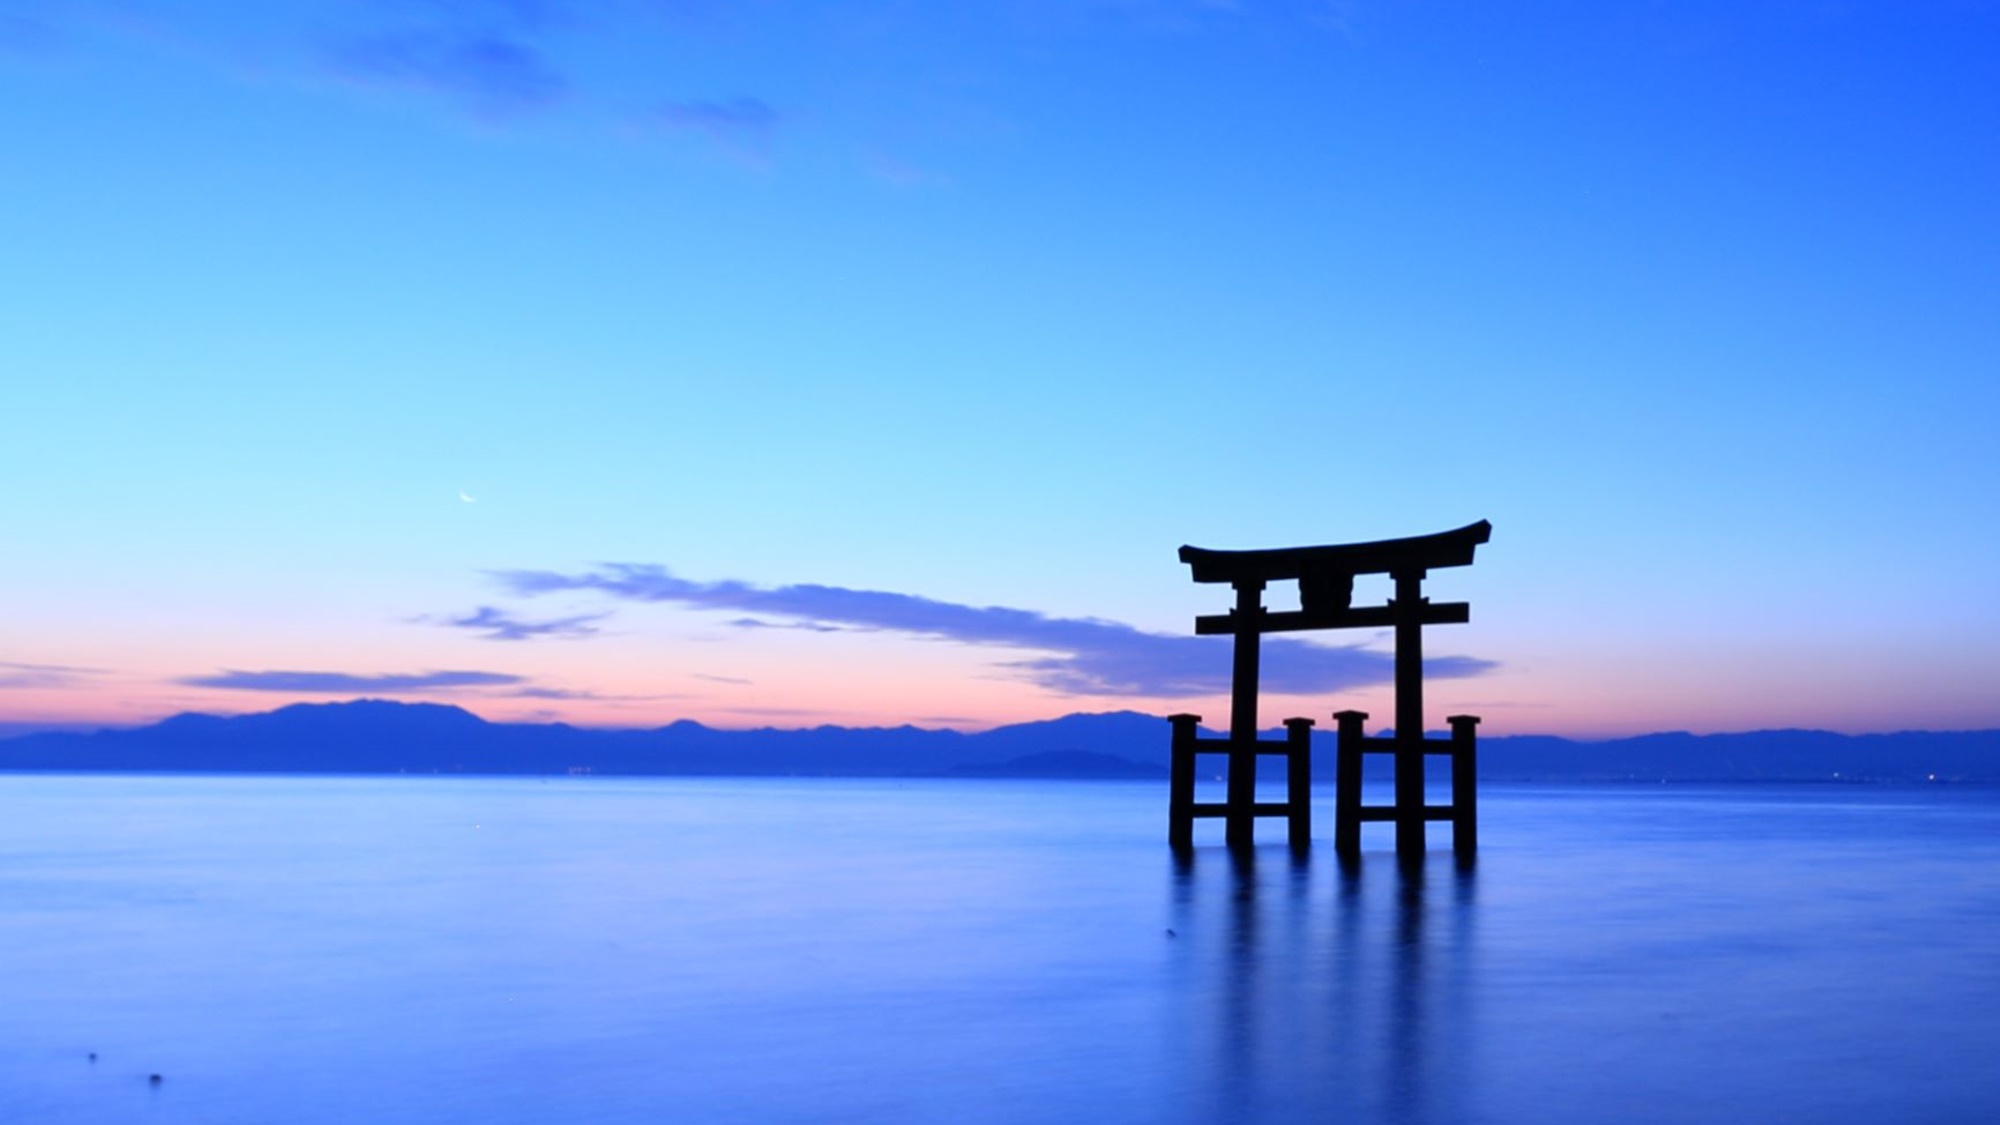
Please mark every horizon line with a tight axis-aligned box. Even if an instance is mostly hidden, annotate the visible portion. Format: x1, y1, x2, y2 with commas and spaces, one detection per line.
3, 698, 1996, 743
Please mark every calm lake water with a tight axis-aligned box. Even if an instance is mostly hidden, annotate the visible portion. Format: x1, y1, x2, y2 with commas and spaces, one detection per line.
2, 775, 1997, 1124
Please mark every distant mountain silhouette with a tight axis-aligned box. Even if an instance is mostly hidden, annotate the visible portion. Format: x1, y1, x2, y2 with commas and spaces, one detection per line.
0, 699, 1996, 781
951, 750, 1170, 780
0, 700, 1156, 778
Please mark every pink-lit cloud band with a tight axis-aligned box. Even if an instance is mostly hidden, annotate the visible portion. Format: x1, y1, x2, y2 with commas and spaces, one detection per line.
487, 563, 1497, 698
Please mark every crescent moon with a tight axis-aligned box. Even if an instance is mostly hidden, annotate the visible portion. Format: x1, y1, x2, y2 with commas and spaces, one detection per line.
459, 491, 477, 503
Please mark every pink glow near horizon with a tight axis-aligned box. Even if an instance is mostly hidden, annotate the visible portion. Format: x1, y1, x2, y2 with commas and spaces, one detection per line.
9, 661, 1996, 738
7, 588, 1998, 738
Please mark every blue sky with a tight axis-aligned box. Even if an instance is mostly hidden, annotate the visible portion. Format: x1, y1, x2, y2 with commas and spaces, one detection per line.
3, 0, 1996, 736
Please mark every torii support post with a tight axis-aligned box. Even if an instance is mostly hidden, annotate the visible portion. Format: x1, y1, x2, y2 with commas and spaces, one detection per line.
1225, 580, 1265, 849
1284, 717, 1314, 851
1333, 709, 1368, 857
1168, 713, 1200, 850
1448, 714, 1479, 858
1392, 568, 1428, 857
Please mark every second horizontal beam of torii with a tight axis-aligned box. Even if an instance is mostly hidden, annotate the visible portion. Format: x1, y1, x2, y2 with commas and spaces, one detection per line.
1194, 602, 1470, 635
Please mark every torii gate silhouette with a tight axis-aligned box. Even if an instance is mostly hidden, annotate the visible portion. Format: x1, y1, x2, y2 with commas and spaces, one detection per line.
1167, 520, 1492, 860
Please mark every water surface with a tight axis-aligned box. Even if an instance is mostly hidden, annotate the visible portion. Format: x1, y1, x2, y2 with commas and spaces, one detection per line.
2, 776, 1996, 1123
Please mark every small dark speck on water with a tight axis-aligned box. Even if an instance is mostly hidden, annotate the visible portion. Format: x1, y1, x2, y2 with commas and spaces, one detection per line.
149, 1074, 162, 1085
1165, 929, 1176, 938
87, 1053, 96, 1063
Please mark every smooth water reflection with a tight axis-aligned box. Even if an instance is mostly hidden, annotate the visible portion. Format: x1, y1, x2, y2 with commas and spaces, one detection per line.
1164, 846, 1480, 1125
2, 777, 1997, 1123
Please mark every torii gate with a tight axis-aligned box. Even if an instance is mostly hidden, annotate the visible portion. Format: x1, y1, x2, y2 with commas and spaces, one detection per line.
1167, 520, 1492, 859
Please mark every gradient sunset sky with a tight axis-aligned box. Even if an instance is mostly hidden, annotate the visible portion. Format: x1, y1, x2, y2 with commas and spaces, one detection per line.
4, 1, 1995, 738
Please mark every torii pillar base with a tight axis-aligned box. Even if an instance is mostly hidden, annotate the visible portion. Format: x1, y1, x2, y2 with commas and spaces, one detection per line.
1334, 710, 1479, 861
1168, 714, 1313, 851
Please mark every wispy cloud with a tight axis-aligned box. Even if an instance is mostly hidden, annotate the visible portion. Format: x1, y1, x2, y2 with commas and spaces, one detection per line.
412, 1, 569, 30
494, 564, 1496, 698
443, 605, 608, 641
863, 150, 951, 188
652, 95, 778, 134
728, 617, 847, 634
638, 95, 781, 160
321, 3, 780, 132
0, 660, 99, 690
504, 685, 685, 701
505, 686, 592, 700
715, 704, 852, 721
180, 669, 526, 693
0, 13, 60, 56
326, 30, 565, 116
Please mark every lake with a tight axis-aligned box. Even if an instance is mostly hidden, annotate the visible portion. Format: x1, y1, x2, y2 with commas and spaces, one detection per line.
2, 776, 1997, 1123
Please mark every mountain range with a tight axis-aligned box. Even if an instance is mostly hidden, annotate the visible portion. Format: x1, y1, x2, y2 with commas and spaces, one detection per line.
2, 700, 1997, 782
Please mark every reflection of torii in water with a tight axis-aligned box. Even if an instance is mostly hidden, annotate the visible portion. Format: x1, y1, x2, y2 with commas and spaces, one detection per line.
1168, 520, 1492, 859
1166, 852, 1479, 1123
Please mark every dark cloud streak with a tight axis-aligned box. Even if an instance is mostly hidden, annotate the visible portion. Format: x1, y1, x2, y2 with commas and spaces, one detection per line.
0, 660, 100, 690
504, 685, 686, 701
181, 670, 526, 694
650, 96, 778, 137
0, 13, 60, 55
494, 564, 1496, 698
326, 30, 566, 116
445, 605, 608, 641
727, 617, 846, 634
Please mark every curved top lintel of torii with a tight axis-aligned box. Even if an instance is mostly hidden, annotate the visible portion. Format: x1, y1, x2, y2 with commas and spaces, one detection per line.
1178, 520, 1492, 586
